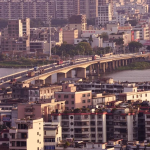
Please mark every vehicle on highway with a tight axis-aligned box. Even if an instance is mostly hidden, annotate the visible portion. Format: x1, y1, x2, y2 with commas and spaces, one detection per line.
34, 66, 39, 71
70, 60, 75, 65
39, 69, 45, 74
92, 55, 96, 60
57, 60, 63, 65
0, 80, 4, 83
9, 78, 16, 84
27, 71, 35, 77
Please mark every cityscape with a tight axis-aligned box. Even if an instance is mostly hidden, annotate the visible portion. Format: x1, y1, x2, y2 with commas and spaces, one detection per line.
1, 0, 150, 150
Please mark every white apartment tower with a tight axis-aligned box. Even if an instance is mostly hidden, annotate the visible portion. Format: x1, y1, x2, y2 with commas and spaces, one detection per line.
9, 118, 44, 150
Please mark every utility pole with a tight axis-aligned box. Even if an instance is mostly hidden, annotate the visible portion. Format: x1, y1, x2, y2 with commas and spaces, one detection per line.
48, 16, 52, 58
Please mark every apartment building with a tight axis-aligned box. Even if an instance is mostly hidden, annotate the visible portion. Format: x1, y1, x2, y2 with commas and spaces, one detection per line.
109, 32, 131, 46
1, 18, 30, 52
12, 83, 62, 102
52, 109, 107, 143
106, 108, 138, 142
17, 100, 65, 122
0, 0, 56, 23
30, 41, 50, 53
44, 122, 62, 150
96, 4, 112, 26
54, 83, 92, 110
68, 15, 87, 37
9, 118, 44, 150
133, 24, 149, 40
79, 0, 98, 19
119, 91, 150, 102
63, 29, 78, 44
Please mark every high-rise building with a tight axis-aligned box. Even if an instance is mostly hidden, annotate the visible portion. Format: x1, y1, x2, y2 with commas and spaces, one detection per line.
79, 0, 98, 19
56, 0, 80, 19
0, 0, 56, 23
1, 18, 30, 52
0, 0, 99, 21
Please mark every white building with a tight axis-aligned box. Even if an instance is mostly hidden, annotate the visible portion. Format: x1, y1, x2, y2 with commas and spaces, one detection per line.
9, 118, 44, 150
133, 24, 149, 40
44, 122, 62, 150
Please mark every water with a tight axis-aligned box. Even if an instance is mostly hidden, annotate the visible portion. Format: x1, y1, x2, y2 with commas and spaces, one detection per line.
0, 68, 150, 83
0, 68, 27, 78
103, 69, 150, 82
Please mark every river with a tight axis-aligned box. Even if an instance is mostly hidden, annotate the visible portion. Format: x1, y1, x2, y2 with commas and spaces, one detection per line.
0, 68, 150, 82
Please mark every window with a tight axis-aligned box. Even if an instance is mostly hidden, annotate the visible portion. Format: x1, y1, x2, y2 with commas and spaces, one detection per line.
44, 131, 46, 135
64, 95, 68, 98
37, 148, 39, 150
37, 139, 39, 143
58, 95, 61, 98
87, 99, 90, 103
37, 132, 39, 135
145, 94, 147, 97
82, 100, 86, 103
71, 95, 74, 98
87, 93, 90, 97
136, 95, 138, 98
71, 101, 74, 104
65, 101, 69, 104
82, 94, 86, 97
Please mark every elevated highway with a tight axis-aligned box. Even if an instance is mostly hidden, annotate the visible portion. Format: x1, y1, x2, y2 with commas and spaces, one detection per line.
0, 53, 149, 88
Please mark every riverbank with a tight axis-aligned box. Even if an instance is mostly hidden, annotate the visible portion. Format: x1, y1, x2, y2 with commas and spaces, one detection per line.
117, 61, 150, 71
0, 59, 54, 68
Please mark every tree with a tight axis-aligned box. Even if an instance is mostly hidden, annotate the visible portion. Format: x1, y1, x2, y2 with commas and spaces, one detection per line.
88, 35, 93, 46
100, 32, 108, 40
76, 42, 93, 55
0, 53, 6, 61
64, 141, 70, 148
114, 38, 124, 45
128, 41, 143, 52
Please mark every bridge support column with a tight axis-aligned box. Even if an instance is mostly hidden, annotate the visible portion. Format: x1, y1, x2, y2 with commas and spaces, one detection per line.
112, 61, 116, 70
122, 60, 124, 66
57, 73, 66, 83
76, 68, 86, 78
119, 60, 121, 67
125, 59, 128, 66
108, 62, 113, 71
96, 63, 100, 76
89, 65, 93, 75
67, 70, 73, 78
102, 63, 106, 73
45, 75, 52, 84
115, 61, 118, 68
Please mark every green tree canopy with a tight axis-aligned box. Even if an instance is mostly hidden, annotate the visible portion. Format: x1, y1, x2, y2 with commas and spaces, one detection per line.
128, 41, 143, 52
100, 32, 108, 40
114, 38, 124, 45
